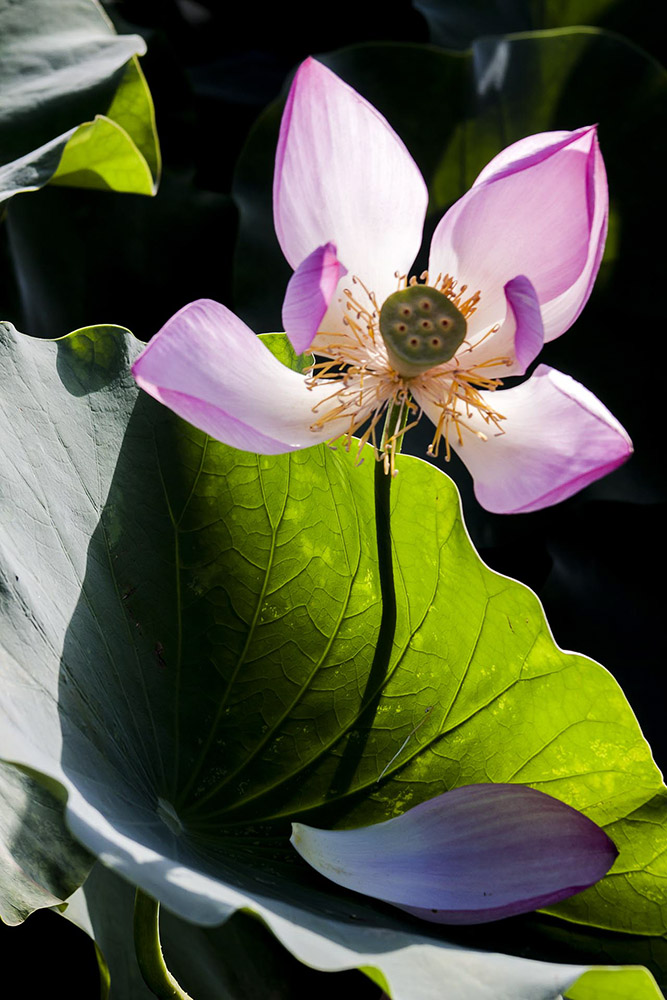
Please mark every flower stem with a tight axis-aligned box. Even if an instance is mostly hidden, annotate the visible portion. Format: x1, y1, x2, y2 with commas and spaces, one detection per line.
379, 394, 412, 474
133, 889, 194, 999
374, 406, 399, 664
325, 407, 398, 797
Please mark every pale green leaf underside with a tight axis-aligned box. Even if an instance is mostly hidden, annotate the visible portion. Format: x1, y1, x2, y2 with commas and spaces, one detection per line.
0, 760, 93, 925
69, 862, 666, 1000
0, 324, 666, 998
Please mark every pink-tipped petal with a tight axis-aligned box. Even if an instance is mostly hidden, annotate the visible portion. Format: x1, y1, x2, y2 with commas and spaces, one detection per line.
473, 128, 591, 186
418, 365, 632, 514
429, 127, 607, 343
291, 784, 617, 925
282, 242, 347, 353
541, 129, 607, 340
132, 299, 360, 452
274, 58, 428, 311
465, 274, 544, 377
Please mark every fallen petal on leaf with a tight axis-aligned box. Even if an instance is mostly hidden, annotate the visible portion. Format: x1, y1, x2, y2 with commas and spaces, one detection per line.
291, 784, 617, 925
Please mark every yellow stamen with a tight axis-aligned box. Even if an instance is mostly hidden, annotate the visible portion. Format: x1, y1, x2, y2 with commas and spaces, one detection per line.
307, 271, 511, 470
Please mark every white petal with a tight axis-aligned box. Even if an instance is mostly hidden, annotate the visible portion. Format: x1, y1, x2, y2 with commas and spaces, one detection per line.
274, 58, 428, 310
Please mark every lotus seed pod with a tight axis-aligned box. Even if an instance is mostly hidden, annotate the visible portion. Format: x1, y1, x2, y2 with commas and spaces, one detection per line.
379, 286, 467, 377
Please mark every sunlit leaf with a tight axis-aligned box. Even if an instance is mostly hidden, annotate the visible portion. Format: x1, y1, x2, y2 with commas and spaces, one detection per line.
49, 57, 161, 195
0, 322, 666, 996
566, 966, 664, 1000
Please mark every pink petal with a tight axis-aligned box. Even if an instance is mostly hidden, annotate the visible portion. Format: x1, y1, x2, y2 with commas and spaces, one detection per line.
282, 242, 347, 353
505, 274, 544, 373
463, 274, 544, 377
291, 784, 617, 925
473, 129, 592, 186
429, 127, 607, 343
131, 299, 358, 452
274, 58, 428, 312
417, 365, 632, 515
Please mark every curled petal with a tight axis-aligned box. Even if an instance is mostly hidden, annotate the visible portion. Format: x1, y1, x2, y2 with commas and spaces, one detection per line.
419, 365, 632, 514
282, 242, 347, 353
291, 784, 617, 925
131, 299, 359, 453
540, 129, 607, 341
505, 275, 545, 373
465, 274, 543, 377
274, 57, 428, 311
429, 127, 607, 343
473, 128, 593, 186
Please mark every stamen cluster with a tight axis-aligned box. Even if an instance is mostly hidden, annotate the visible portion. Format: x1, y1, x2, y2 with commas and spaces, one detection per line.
305, 273, 512, 474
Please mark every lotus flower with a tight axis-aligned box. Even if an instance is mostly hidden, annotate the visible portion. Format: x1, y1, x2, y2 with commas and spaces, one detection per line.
133, 58, 632, 514
291, 784, 618, 925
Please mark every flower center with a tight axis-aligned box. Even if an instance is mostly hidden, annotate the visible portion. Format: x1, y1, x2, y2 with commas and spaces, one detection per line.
305, 272, 510, 474
378, 285, 467, 377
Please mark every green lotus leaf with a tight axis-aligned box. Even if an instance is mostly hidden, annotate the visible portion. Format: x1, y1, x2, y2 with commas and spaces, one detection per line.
0, 322, 665, 997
